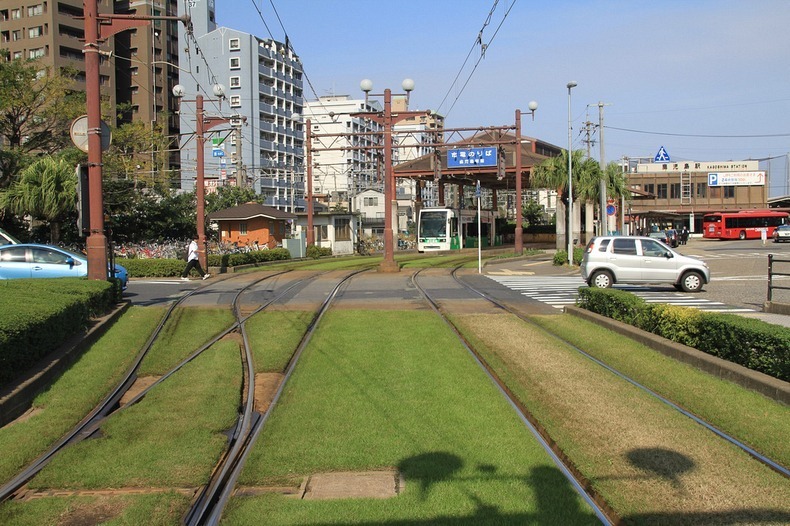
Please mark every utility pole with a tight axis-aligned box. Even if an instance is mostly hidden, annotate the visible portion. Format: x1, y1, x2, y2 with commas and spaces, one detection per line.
598, 102, 611, 234
81, 0, 187, 280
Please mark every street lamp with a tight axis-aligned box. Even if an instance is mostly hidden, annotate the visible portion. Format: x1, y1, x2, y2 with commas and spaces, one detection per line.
357, 78, 428, 273
514, 100, 538, 254
172, 83, 230, 271
567, 81, 577, 265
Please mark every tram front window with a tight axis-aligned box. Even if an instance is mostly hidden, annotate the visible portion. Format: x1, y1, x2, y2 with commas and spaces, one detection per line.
421, 212, 447, 237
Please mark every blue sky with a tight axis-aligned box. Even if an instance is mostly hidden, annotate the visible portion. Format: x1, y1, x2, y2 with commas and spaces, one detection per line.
218, 0, 790, 195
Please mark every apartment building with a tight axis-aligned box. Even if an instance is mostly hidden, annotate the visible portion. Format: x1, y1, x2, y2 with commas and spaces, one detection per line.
177, 0, 305, 210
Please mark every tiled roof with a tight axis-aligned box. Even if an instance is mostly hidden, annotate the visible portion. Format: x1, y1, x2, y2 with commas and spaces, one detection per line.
207, 202, 297, 221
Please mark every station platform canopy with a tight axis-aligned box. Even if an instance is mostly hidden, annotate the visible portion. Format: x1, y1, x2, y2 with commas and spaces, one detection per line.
393, 130, 563, 192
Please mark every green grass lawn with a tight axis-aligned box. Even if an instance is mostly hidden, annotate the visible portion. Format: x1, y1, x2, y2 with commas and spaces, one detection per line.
246, 310, 314, 373
225, 310, 600, 525
528, 313, 790, 467
0, 307, 165, 487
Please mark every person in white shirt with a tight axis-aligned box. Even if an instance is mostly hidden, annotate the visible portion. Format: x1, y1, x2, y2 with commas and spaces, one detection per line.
181, 236, 210, 280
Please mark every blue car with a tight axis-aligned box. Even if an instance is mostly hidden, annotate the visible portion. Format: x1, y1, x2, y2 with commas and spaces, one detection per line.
0, 243, 128, 290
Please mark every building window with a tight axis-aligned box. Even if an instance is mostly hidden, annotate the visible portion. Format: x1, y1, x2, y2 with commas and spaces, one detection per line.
696, 183, 707, 198
656, 184, 667, 199
644, 183, 655, 195
11, 8, 21, 19
230, 95, 241, 107
230, 57, 240, 69
229, 76, 241, 88
13, 51, 22, 60
28, 4, 44, 16
29, 47, 45, 59
12, 30, 21, 41
670, 183, 681, 199
334, 218, 351, 241
364, 197, 378, 206
28, 26, 42, 38
229, 38, 240, 50
314, 224, 328, 243
724, 186, 735, 199
239, 222, 247, 235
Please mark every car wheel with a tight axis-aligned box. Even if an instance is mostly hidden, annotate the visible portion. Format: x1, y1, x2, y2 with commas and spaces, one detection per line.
680, 271, 703, 292
589, 270, 613, 288
739, 230, 747, 240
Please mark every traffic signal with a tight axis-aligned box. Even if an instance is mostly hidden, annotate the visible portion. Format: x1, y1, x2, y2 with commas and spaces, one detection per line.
76, 164, 90, 236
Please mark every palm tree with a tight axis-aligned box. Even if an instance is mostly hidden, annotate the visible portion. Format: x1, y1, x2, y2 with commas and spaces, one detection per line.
531, 149, 600, 251
0, 156, 76, 243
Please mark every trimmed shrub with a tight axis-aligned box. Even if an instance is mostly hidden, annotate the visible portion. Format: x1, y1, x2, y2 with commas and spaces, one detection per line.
0, 279, 116, 388
577, 287, 790, 381
307, 245, 332, 259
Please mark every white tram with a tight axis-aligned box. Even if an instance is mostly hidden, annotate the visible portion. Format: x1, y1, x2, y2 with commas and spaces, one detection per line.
417, 207, 497, 252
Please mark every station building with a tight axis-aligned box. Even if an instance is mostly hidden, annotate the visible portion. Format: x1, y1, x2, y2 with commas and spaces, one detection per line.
625, 159, 768, 233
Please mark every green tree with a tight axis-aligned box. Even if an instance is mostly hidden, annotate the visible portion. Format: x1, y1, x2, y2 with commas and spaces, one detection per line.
0, 157, 76, 243
522, 199, 545, 227
0, 58, 84, 187
531, 149, 600, 206
103, 120, 175, 192
205, 185, 261, 214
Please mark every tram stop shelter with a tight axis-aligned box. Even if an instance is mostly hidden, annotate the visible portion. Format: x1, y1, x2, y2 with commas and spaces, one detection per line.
394, 130, 563, 250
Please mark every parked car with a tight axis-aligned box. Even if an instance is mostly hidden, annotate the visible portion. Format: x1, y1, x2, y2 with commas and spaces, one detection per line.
0, 228, 20, 246
664, 229, 679, 247
647, 231, 670, 244
580, 236, 710, 292
773, 224, 790, 243
0, 243, 128, 290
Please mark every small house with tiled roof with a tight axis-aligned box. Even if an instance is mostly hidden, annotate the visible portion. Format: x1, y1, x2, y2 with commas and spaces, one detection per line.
207, 203, 296, 249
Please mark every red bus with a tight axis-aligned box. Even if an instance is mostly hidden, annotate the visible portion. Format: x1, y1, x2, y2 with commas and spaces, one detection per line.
702, 210, 789, 240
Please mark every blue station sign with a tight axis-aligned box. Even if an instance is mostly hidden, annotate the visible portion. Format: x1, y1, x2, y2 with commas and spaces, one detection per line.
448, 147, 497, 168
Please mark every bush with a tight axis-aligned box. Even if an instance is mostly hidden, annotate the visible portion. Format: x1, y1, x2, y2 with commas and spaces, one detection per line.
553, 247, 584, 266
576, 287, 790, 381
0, 279, 117, 388
307, 245, 332, 259
120, 249, 292, 277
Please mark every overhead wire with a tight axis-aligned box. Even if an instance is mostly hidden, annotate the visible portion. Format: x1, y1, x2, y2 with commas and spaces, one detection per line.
439, 0, 517, 120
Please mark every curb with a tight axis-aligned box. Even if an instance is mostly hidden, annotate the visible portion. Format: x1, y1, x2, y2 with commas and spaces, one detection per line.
564, 305, 790, 405
0, 302, 131, 427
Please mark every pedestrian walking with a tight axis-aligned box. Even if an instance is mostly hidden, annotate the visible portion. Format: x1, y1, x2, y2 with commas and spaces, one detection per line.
181, 236, 210, 280
681, 226, 689, 245
760, 227, 767, 245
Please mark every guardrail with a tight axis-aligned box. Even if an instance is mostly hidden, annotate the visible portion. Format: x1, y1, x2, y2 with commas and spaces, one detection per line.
767, 254, 790, 302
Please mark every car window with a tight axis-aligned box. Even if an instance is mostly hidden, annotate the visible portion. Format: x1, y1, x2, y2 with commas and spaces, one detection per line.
31, 248, 71, 264
597, 238, 611, 252
640, 239, 667, 257
0, 247, 26, 262
612, 238, 637, 255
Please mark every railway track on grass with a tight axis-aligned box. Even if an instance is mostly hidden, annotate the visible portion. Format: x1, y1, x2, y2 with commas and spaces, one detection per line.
451, 267, 790, 480
411, 268, 616, 525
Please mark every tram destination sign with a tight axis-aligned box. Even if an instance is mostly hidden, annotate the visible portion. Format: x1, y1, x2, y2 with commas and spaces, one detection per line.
447, 147, 497, 168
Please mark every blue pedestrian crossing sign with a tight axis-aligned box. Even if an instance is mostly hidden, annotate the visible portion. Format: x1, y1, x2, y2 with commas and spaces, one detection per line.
654, 146, 671, 162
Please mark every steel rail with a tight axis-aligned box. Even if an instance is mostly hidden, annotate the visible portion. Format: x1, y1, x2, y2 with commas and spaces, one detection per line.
194, 270, 367, 526
0, 271, 288, 503
411, 268, 615, 526
451, 268, 790, 479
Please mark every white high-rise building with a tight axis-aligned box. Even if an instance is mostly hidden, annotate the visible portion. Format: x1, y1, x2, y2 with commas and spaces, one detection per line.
303, 95, 383, 206
176, 0, 305, 210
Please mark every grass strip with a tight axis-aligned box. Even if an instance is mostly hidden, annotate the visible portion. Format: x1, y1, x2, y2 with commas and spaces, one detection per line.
29, 338, 241, 490
0, 492, 190, 526
245, 310, 313, 373
226, 310, 600, 525
138, 307, 235, 375
450, 311, 790, 522
0, 307, 165, 486
528, 313, 790, 467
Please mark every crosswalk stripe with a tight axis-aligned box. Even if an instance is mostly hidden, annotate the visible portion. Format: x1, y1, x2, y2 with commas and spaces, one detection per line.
486, 275, 754, 313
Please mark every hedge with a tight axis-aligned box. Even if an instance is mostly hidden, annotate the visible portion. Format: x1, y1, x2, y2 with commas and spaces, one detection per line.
0, 279, 117, 388
117, 248, 292, 277
576, 287, 790, 382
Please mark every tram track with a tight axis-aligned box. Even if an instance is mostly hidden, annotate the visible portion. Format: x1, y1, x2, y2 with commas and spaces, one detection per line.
0, 270, 304, 506
450, 267, 790, 480
411, 268, 616, 525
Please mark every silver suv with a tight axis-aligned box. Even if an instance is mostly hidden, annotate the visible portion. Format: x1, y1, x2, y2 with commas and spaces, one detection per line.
580, 236, 710, 292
